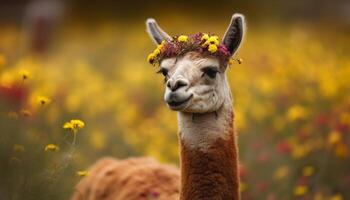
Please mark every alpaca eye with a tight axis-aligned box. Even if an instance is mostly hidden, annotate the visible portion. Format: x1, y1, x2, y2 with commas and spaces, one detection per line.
157, 68, 168, 76
157, 68, 169, 82
201, 67, 219, 79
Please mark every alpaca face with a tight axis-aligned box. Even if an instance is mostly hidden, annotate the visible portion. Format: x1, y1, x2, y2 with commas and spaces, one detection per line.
146, 14, 245, 113
159, 52, 230, 113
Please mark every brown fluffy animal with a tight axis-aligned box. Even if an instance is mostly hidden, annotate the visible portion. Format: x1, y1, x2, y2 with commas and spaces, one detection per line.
72, 13, 245, 200
72, 157, 180, 200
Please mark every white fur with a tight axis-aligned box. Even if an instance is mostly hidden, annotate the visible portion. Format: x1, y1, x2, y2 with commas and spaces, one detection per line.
178, 85, 233, 152
160, 55, 234, 151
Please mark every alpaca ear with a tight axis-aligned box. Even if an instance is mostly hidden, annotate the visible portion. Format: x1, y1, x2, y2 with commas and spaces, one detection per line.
146, 18, 172, 45
222, 14, 246, 55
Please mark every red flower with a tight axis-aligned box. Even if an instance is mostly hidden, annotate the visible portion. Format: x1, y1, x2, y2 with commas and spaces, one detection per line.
239, 165, 249, 178
0, 84, 29, 106
314, 113, 328, 126
335, 123, 348, 133
276, 141, 292, 155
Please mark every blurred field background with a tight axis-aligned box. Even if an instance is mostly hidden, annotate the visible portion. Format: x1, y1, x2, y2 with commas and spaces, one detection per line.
0, 0, 350, 199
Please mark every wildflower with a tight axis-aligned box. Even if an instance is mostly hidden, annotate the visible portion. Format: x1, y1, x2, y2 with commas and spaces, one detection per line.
328, 131, 341, 145
13, 144, 25, 152
334, 143, 348, 158
229, 58, 243, 65
147, 44, 162, 64
37, 96, 51, 106
274, 166, 289, 180
201, 33, 209, 42
330, 194, 343, 200
147, 53, 156, 63
340, 113, 350, 125
302, 166, 315, 177
292, 145, 307, 159
204, 36, 219, 46
19, 69, 31, 80
294, 185, 308, 196
286, 105, 307, 121
208, 44, 218, 53
177, 35, 188, 42
76, 170, 89, 177
157, 40, 165, 49
229, 59, 235, 66
239, 182, 247, 192
45, 144, 60, 152
153, 48, 161, 56
63, 119, 85, 133
276, 141, 292, 154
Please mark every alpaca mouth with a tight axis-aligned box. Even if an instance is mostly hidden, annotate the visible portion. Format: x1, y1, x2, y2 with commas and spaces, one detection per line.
167, 94, 193, 110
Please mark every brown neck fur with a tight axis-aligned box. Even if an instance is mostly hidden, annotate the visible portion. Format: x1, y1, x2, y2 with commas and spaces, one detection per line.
178, 107, 239, 200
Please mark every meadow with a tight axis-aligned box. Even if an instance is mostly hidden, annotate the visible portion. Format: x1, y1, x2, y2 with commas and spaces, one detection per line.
0, 17, 349, 200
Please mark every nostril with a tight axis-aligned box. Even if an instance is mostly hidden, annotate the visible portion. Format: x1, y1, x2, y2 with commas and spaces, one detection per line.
172, 80, 188, 91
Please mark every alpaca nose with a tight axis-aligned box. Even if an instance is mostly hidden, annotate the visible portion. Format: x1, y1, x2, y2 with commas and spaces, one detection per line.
167, 79, 188, 92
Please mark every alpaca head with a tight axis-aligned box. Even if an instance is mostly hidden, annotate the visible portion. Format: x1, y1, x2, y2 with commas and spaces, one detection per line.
146, 14, 245, 113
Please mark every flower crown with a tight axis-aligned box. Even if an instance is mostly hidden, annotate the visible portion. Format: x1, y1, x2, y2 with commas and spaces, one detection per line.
147, 33, 236, 66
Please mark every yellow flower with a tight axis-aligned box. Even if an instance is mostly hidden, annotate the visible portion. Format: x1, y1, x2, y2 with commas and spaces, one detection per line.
76, 170, 89, 177
147, 41, 165, 64
328, 131, 341, 145
157, 41, 165, 49
294, 185, 308, 196
274, 165, 289, 180
45, 144, 60, 152
153, 48, 161, 56
201, 33, 209, 41
177, 35, 188, 42
239, 182, 247, 192
63, 119, 85, 133
37, 96, 51, 106
147, 53, 155, 63
204, 36, 219, 46
330, 194, 343, 200
208, 44, 218, 53
71, 119, 85, 128
302, 166, 315, 177
340, 113, 350, 125
286, 105, 307, 121
19, 69, 31, 80
334, 143, 348, 158
229, 58, 244, 65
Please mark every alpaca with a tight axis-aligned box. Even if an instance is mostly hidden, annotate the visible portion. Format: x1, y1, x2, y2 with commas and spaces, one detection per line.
72, 157, 180, 200
72, 13, 245, 200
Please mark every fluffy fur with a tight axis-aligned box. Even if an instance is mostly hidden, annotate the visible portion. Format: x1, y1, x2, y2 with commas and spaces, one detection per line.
72, 157, 180, 200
